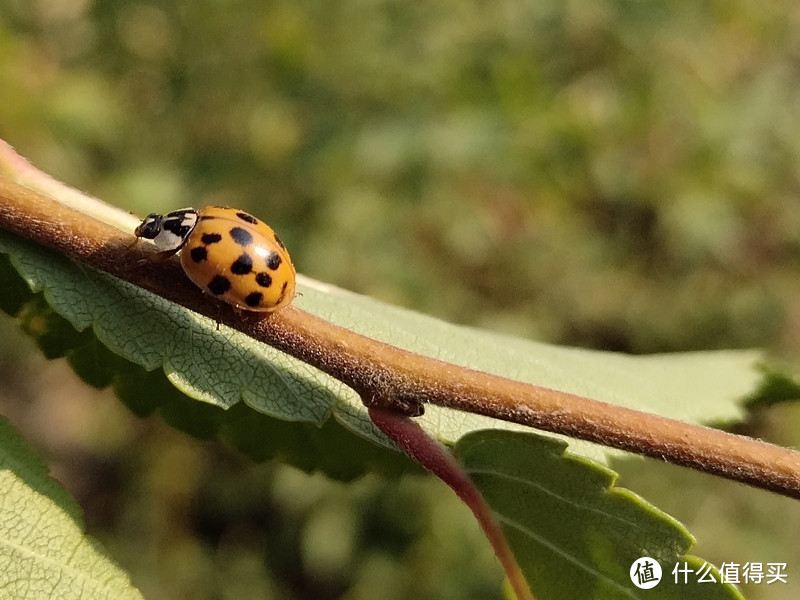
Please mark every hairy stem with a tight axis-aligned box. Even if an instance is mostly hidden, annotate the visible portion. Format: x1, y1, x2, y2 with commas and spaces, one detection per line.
1, 170, 799, 499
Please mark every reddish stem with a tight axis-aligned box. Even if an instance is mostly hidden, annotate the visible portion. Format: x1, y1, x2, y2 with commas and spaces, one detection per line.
369, 407, 534, 600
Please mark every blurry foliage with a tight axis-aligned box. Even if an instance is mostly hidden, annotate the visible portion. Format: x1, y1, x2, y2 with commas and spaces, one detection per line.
1, 1, 800, 599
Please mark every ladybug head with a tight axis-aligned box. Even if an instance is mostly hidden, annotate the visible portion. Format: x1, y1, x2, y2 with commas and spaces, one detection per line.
135, 209, 198, 251
134, 214, 164, 240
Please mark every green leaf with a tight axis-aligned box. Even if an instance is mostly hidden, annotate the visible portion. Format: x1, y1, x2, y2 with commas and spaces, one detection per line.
0, 416, 144, 600
455, 430, 745, 600
744, 362, 800, 408
0, 228, 765, 468
0, 234, 415, 479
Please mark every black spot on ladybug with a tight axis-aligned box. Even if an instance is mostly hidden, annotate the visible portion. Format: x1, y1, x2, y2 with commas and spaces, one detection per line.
236, 212, 259, 225
229, 226, 253, 246
201, 233, 222, 245
266, 251, 282, 270
245, 292, 263, 307
190, 247, 208, 263
277, 281, 288, 303
207, 275, 231, 296
231, 253, 253, 275
255, 272, 272, 287
274, 233, 286, 250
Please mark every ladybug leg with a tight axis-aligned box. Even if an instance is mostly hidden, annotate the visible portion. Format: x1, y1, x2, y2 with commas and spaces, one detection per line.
209, 301, 234, 331
134, 248, 179, 267
232, 306, 256, 324
212, 305, 252, 331
148, 249, 180, 262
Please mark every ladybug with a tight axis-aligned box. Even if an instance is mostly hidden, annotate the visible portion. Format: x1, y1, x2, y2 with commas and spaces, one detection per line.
134, 206, 296, 312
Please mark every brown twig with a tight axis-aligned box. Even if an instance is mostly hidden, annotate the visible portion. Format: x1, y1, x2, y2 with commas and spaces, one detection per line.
1, 175, 800, 498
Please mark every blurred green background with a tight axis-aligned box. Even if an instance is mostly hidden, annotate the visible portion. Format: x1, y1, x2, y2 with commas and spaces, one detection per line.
1, 1, 800, 598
